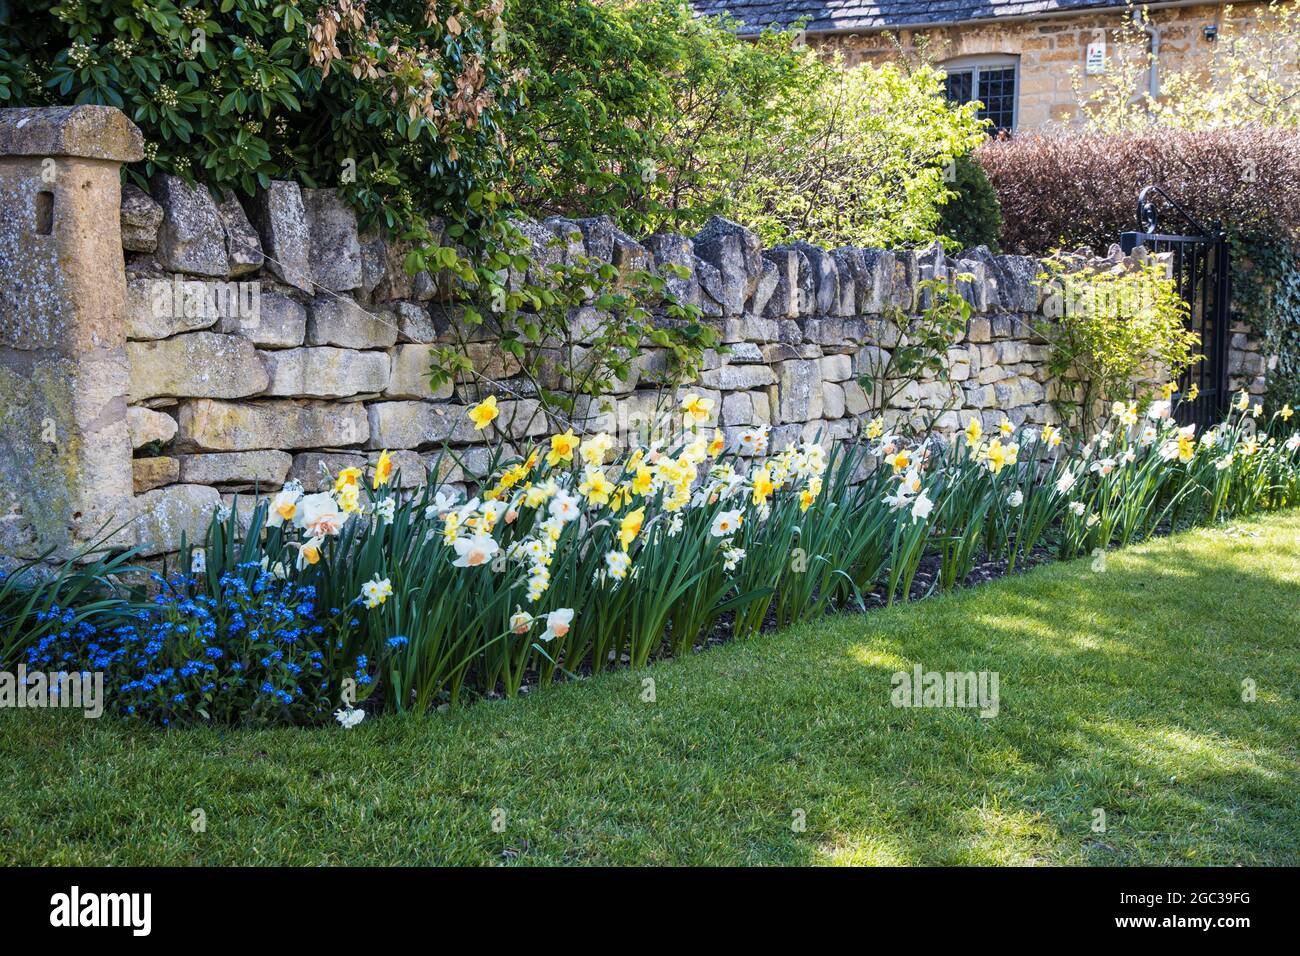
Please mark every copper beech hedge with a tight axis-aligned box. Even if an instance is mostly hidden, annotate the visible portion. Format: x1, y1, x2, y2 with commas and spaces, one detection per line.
977, 127, 1300, 255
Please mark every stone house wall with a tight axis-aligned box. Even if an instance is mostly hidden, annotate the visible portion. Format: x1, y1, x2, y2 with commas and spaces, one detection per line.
812, 2, 1273, 130
0, 106, 1273, 566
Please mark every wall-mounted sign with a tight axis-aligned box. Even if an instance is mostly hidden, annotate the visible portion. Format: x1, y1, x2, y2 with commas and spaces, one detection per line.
1086, 39, 1107, 75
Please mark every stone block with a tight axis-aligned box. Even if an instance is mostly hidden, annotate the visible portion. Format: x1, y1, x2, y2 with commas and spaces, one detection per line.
128, 332, 268, 401
307, 295, 398, 349
128, 406, 178, 450
249, 181, 312, 292
151, 174, 229, 277
132, 483, 222, 557
121, 184, 162, 253
260, 346, 389, 398
218, 290, 306, 348
179, 399, 369, 451
133, 456, 179, 494
179, 450, 292, 486
303, 188, 363, 292
778, 359, 824, 423
387, 344, 456, 400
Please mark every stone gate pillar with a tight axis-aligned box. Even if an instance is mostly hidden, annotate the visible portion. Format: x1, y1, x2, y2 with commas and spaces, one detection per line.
0, 106, 142, 565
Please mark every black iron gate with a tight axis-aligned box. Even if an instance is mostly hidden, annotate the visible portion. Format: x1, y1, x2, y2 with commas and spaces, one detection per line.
1120, 185, 1231, 429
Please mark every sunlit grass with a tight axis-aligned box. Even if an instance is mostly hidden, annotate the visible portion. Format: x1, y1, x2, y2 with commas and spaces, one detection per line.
1, 510, 1297, 866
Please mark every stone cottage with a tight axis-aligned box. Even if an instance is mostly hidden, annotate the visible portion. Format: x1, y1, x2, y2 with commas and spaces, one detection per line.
692, 0, 1279, 131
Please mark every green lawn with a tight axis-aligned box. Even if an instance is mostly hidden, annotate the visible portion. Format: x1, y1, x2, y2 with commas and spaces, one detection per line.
3, 510, 1298, 866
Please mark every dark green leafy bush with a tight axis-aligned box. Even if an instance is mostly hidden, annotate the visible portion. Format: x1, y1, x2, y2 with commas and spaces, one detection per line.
1, 0, 519, 236
937, 153, 1002, 253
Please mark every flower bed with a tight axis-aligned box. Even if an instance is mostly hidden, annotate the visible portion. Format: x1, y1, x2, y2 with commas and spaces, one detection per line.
14, 389, 1299, 727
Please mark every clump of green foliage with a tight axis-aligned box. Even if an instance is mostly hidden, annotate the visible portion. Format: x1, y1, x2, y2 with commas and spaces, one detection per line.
728, 60, 987, 249
1038, 257, 1200, 432
2, 0, 518, 238
937, 154, 1002, 253
504, 0, 986, 246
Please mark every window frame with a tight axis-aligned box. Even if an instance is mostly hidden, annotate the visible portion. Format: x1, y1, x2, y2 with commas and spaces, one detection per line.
940, 54, 1021, 133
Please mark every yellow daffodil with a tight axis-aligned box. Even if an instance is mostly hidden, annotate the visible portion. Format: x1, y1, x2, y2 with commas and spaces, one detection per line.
580, 432, 613, 466
984, 439, 1009, 474
547, 430, 581, 467
964, 418, 982, 448
1161, 382, 1176, 401
885, 449, 911, 473
609, 484, 635, 512
1280, 404, 1294, 421
752, 467, 775, 507
334, 466, 362, 495
1235, 389, 1250, 412
708, 430, 726, 457
579, 467, 614, 506
618, 506, 645, 550
1188, 383, 1200, 402
499, 463, 528, 489
865, 417, 884, 440
998, 417, 1014, 437
337, 482, 361, 514
799, 489, 815, 512
682, 393, 714, 424
468, 395, 500, 430
372, 450, 394, 489
1177, 434, 1196, 463
631, 465, 655, 496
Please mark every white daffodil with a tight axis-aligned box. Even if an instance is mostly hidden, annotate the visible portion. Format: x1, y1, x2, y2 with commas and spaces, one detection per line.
542, 608, 574, 642
267, 481, 303, 528
359, 576, 392, 609
452, 533, 500, 568
297, 491, 344, 538
604, 550, 632, 580
722, 546, 746, 572
549, 491, 580, 523
711, 509, 744, 537
425, 488, 459, 520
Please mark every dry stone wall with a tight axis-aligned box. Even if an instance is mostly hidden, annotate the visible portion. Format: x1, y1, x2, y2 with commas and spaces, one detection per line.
0, 106, 1273, 566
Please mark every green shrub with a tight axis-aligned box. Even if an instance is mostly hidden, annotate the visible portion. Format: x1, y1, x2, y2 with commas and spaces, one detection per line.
1037, 257, 1199, 434
504, 0, 985, 246
1, 1, 519, 235
503, 0, 812, 235
729, 61, 987, 249
937, 154, 1002, 253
